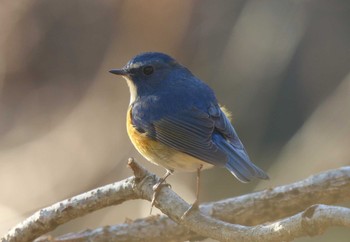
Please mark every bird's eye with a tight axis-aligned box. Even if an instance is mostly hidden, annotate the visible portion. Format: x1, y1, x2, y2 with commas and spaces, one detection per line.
142, 66, 154, 75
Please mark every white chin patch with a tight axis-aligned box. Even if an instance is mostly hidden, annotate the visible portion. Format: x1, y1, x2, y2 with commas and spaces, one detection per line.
123, 77, 137, 105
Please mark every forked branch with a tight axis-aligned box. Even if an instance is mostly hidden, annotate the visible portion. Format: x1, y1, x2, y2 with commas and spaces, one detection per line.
2, 159, 350, 242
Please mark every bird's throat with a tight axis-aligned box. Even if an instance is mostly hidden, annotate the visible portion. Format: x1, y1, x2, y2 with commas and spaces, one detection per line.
124, 77, 137, 105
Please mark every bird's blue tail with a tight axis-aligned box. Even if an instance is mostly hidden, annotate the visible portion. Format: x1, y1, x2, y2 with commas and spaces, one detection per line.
213, 134, 269, 182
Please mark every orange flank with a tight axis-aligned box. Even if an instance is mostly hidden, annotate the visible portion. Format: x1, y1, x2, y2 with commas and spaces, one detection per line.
127, 107, 212, 172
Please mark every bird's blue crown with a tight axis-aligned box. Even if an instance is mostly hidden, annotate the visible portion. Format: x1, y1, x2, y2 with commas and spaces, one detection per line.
126, 52, 177, 69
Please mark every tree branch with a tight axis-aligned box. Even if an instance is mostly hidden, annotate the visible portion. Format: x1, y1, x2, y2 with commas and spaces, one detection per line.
42, 206, 350, 242
1, 175, 138, 242
2, 159, 350, 242
210, 164, 350, 225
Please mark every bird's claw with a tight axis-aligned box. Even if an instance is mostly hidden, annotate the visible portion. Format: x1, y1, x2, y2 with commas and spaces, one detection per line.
181, 201, 199, 219
150, 182, 171, 214
152, 181, 171, 192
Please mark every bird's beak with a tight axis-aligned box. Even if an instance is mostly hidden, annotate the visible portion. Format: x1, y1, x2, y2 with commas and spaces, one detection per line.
109, 68, 128, 76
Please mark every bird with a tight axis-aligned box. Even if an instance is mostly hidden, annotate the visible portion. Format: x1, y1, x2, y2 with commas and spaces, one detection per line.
109, 52, 269, 213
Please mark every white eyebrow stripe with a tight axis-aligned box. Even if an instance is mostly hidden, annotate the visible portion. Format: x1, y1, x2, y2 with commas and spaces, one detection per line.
130, 63, 142, 69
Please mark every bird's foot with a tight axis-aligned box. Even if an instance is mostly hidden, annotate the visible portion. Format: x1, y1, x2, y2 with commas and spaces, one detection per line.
149, 181, 171, 214
181, 200, 199, 219
152, 180, 172, 192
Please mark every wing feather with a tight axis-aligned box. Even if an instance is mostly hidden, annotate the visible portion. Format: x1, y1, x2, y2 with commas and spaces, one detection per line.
132, 104, 268, 181
153, 109, 228, 166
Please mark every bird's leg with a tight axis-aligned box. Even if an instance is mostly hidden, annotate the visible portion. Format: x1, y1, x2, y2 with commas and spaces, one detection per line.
182, 164, 203, 218
150, 169, 173, 214
194, 164, 203, 207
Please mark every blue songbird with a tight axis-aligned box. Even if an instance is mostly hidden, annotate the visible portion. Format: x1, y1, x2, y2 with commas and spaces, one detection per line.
110, 52, 268, 212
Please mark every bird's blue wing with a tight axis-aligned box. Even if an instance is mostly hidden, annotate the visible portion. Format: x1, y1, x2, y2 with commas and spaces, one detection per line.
210, 106, 269, 181
208, 105, 244, 148
153, 108, 228, 166
149, 106, 268, 182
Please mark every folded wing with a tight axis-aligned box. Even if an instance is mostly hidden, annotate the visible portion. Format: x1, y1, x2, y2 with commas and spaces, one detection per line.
150, 106, 269, 182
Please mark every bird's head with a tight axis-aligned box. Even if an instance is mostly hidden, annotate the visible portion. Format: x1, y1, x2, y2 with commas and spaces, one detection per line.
110, 52, 185, 104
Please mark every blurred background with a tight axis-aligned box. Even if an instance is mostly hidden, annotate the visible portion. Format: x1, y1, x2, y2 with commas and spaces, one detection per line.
1, 0, 349, 241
